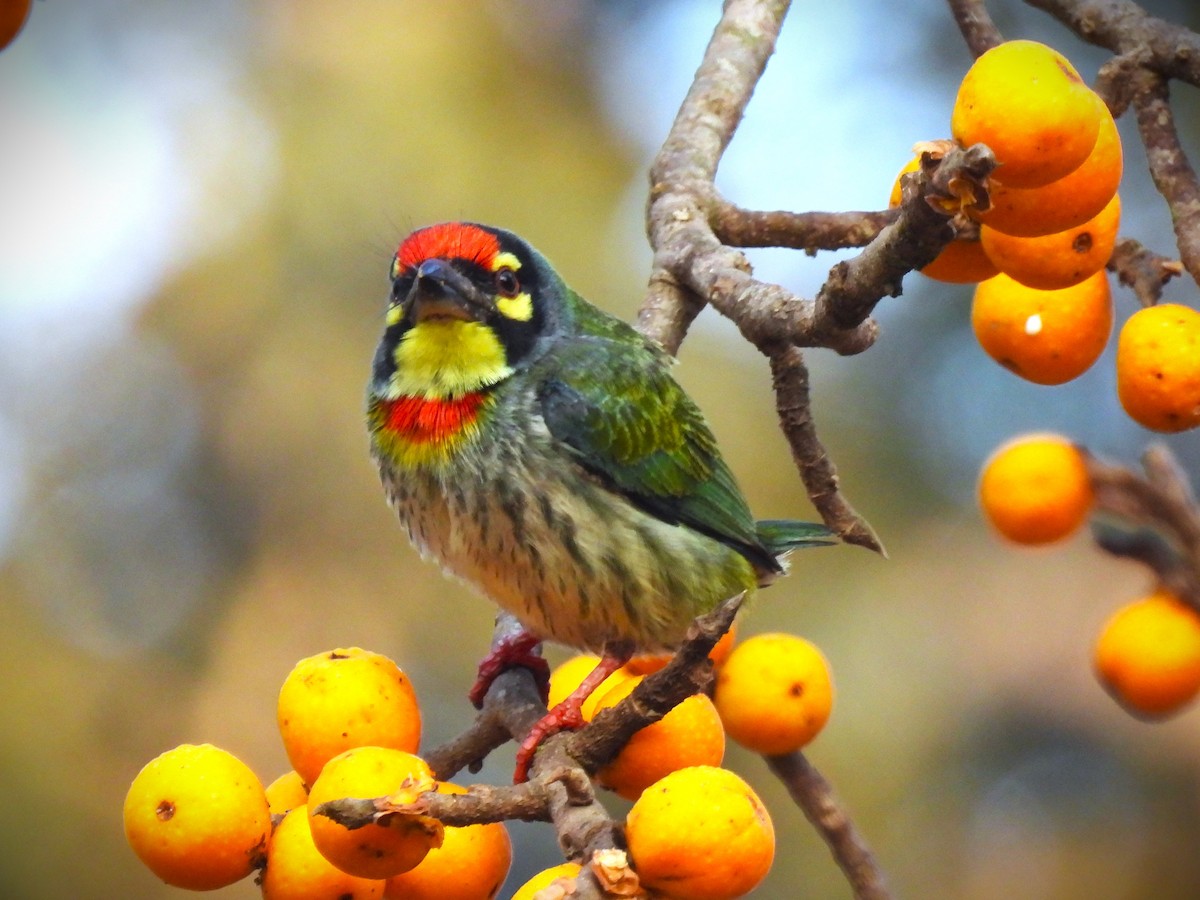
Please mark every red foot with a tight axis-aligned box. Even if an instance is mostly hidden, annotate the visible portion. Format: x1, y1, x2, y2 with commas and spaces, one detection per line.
513, 647, 632, 783
469, 629, 550, 709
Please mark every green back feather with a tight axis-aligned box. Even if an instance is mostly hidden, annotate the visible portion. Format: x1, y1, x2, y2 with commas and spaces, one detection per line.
532, 289, 830, 572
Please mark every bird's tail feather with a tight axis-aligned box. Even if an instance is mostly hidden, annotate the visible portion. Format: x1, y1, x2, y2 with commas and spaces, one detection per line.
756, 519, 838, 557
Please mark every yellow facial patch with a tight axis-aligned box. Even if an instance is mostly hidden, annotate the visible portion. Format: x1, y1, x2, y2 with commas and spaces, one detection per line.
390, 319, 513, 400
490, 252, 533, 322
491, 252, 522, 273
496, 292, 533, 322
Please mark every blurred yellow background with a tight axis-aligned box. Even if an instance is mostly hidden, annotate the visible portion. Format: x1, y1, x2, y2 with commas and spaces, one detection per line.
3, 1, 1200, 897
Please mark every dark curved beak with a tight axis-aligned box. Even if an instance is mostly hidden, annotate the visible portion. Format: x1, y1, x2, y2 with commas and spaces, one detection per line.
405, 258, 492, 323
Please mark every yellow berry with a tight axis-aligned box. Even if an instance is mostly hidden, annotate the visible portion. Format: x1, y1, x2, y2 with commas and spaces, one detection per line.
889, 156, 999, 284
978, 433, 1093, 545
261, 806, 385, 900
123, 743, 270, 890
980, 193, 1120, 290
626, 766, 774, 900
626, 622, 740, 675
547, 654, 602, 709
1116, 303, 1200, 432
714, 633, 834, 755
971, 269, 1113, 385
382, 783, 512, 900
592, 675, 726, 801
307, 747, 441, 880
952, 40, 1102, 188
547, 654, 639, 721
510, 862, 582, 900
1095, 589, 1200, 717
266, 770, 310, 817
580, 668, 639, 722
978, 103, 1122, 237
278, 648, 421, 786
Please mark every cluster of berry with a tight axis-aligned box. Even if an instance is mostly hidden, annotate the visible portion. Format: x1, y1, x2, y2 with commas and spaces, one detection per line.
979, 436, 1200, 720
898, 40, 1200, 433
911, 40, 1121, 386
124, 636, 833, 899
124, 648, 507, 899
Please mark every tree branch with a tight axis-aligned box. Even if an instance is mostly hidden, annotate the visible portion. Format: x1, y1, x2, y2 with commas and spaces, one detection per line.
712, 204, 897, 254
812, 143, 996, 331
946, 0, 1004, 56
1023, 0, 1200, 87
1087, 444, 1200, 611
1128, 67, 1200, 285
642, 0, 794, 356
769, 345, 884, 553
767, 751, 892, 900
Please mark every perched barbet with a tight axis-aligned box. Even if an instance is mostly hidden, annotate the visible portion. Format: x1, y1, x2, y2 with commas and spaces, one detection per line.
367, 222, 834, 778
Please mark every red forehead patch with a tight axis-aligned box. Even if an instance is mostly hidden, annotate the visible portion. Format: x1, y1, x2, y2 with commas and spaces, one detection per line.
396, 223, 500, 274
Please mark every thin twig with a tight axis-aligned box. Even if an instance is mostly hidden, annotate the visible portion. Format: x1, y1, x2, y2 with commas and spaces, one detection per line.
946, 0, 1004, 56
769, 345, 884, 553
1086, 444, 1200, 611
1128, 67, 1200, 285
423, 712, 512, 781
314, 780, 553, 830
766, 752, 892, 900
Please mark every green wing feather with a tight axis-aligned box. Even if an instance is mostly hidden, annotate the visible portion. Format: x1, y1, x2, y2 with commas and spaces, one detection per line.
535, 327, 787, 572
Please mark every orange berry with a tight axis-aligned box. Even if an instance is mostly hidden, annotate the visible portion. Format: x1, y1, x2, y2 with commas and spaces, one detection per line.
1095, 589, 1200, 717
510, 862, 582, 900
952, 40, 1102, 188
626, 766, 774, 900
707, 623, 739, 669
889, 156, 999, 284
547, 654, 639, 720
123, 743, 271, 890
266, 770, 310, 817
307, 747, 442, 880
980, 193, 1120, 290
591, 675, 726, 801
971, 269, 1113, 385
547, 654, 601, 709
888, 155, 922, 208
979, 103, 1122, 237
581, 669, 638, 722
626, 622, 740, 676
626, 656, 673, 678
714, 633, 834, 755
977, 433, 1093, 545
1116, 303, 1200, 432
382, 783, 512, 900
0, 0, 31, 51
917, 240, 1003, 284
278, 648, 421, 786
261, 806, 386, 900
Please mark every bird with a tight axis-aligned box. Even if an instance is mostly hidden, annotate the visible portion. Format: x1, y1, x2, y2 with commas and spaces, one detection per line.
367, 221, 835, 779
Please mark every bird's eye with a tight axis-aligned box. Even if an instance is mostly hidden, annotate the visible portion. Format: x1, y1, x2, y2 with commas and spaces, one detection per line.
494, 267, 521, 298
